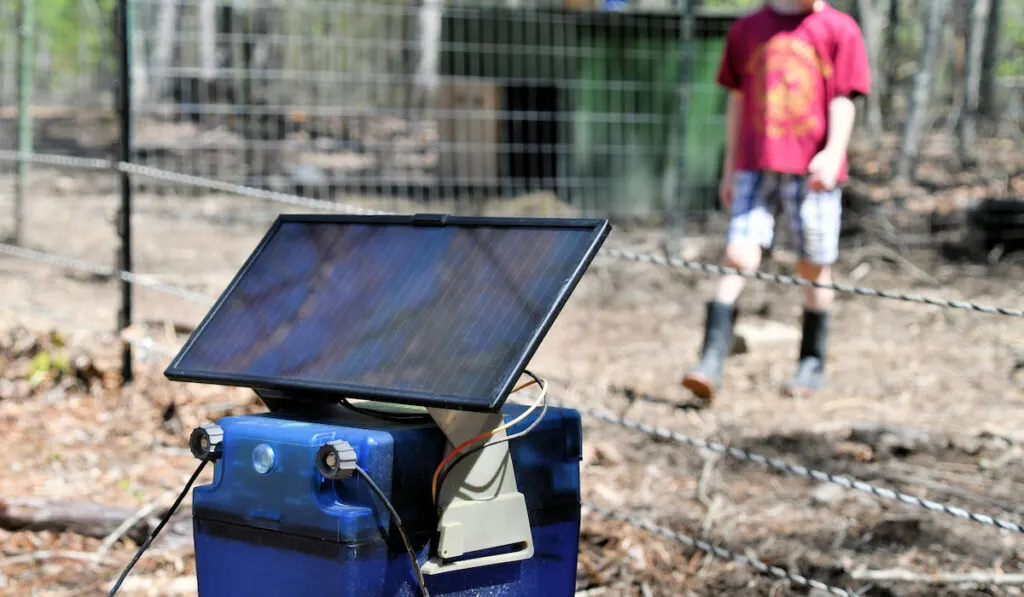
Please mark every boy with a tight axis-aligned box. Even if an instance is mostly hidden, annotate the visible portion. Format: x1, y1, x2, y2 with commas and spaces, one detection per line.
681, 0, 871, 402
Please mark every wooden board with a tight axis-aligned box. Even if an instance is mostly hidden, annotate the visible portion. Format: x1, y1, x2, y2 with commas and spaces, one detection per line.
436, 80, 501, 187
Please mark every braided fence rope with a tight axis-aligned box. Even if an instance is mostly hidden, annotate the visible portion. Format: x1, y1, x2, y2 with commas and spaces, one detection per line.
582, 502, 859, 596
601, 248, 1024, 318
4, 222, 1024, 536
0, 291, 862, 597
2, 151, 1021, 593
0, 243, 217, 305
2, 149, 1022, 318
574, 404, 1024, 535
0, 150, 389, 216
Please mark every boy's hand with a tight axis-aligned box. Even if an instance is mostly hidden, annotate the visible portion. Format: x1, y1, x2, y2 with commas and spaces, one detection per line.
807, 147, 843, 191
719, 170, 734, 208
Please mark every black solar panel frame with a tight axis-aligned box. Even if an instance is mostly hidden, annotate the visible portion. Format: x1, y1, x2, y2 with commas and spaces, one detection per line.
163, 213, 610, 413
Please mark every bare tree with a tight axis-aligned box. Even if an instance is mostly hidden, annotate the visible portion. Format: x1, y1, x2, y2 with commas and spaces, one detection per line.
148, 0, 179, 102
957, 0, 992, 164
197, 0, 217, 85
896, 0, 950, 180
856, 0, 890, 136
979, 0, 1001, 118
946, 0, 969, 133
129, 4, 149, 103
413, 0, 443, 112
881, 0, 899, 124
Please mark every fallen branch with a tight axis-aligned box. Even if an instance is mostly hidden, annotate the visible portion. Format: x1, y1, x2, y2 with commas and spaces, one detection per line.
0, 498, 155, 544
846, 244, 942, 287
850, 568, 1024, 585
0, 496, 193, 554
0, 550, 118, 568
95, 489, 177, 559
105, 575, 198, 594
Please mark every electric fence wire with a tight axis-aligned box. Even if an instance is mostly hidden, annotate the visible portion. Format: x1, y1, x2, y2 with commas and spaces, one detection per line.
2, 241, 1022, 534
0, 149, 1021, 318
1, 151, 1023, 591
0, 298, 1011, 593
581, 502, 860, 597
600, 248, 1024, 318
0, 150, 389, 216
0, 243, 217, 306
572, 402, 1024, 535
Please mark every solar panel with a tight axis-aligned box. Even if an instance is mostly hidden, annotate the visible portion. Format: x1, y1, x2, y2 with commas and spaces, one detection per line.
164, 214, 610, 412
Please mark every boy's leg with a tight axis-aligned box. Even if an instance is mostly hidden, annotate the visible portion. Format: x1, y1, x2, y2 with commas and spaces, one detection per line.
780, 178, 843, 397
682, 171, 776, 401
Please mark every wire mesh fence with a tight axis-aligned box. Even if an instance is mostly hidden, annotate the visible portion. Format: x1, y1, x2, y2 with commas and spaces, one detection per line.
0, 4, 1021, 594
0, 0, 1022, 238
124, 0, 754, 220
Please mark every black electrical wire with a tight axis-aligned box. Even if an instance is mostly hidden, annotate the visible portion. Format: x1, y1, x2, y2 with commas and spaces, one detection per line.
106, 457, 210, 597
354, 466, 430, 597
434, 371, 548, 503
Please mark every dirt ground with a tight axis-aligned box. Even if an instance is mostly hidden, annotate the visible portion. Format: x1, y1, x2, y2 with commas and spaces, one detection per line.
0, 158, 1023, 597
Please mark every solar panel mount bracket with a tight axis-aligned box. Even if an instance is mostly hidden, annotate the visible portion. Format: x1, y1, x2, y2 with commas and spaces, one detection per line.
410, 213, 450, 226
420, 407, 534, 575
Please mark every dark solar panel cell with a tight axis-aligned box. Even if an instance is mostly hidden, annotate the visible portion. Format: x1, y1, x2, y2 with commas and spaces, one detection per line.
165, 215, 609, 412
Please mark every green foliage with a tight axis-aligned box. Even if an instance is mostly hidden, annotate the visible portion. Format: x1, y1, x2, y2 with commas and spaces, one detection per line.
700, 0, 761, 10
996, 16, 1024, 77
27, 333, 71, 388
0, 0, 115, 93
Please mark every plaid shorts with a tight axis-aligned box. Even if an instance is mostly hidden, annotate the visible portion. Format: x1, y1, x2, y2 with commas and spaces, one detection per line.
727, 170, 843, 265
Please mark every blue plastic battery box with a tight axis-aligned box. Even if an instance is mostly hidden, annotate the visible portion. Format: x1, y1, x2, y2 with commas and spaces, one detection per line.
191, 403, 583, 597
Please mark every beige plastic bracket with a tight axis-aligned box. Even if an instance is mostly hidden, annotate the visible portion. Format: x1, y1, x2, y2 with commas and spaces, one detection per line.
420, 408, 534, 575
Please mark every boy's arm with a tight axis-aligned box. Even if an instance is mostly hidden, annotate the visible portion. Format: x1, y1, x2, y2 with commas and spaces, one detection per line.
824, 95, 856, 157
810, 15, 872, 190
722, 91, 744, 179
719, 90, 743, 207
714, 19, 745, 205
807, 96, 856, 191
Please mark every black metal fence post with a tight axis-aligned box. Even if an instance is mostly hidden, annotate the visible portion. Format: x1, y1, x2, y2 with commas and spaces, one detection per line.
117, 0, 134, 385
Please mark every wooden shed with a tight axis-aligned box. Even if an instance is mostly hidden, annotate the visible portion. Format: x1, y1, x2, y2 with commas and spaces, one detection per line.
436, 6, 743, 218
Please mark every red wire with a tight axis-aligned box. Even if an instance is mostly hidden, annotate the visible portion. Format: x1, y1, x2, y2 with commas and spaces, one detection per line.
430, 379, 539, 502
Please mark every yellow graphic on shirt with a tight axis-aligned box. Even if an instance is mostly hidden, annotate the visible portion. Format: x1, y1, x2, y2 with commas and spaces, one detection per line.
745, 36, 832, 139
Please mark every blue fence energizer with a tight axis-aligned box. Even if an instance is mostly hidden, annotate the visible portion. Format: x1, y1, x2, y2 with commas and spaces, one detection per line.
162, 214, 611, 596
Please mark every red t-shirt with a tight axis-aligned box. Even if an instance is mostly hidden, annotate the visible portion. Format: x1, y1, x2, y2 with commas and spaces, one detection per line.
716, 3, 871, 181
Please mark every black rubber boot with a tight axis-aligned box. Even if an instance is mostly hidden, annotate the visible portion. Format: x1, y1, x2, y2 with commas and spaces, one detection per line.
783, 309, 830, 397
682, 301, 737, 402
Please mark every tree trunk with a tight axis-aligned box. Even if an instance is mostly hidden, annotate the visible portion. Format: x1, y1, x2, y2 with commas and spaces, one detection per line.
979, 0, 1001, 118
0, 0, 12, 105
896, 0, 949, 180
127, 1, 148, 105
197, 0, 216, 83
948, 0, 968, 132
148, 0, 179, 102
856, 0, 887, 136
881, 0, 899, 125
414, 0, 443, 112
957, 0, 992, 164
